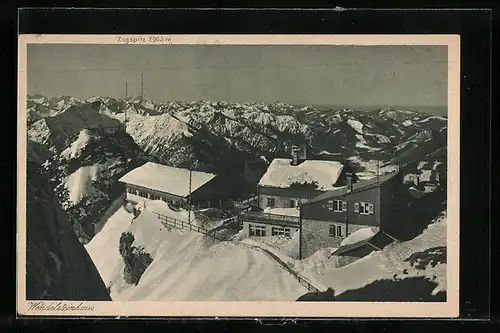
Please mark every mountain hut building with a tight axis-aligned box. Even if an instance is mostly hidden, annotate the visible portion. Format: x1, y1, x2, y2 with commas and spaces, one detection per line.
119, 162, 224, 208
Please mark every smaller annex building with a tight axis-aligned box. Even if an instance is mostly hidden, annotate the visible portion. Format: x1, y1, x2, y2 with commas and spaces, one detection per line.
299, 168, 406, 259
119, 162, 218, 207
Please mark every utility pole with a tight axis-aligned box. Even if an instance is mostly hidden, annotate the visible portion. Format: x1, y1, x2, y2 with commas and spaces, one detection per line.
377, 161, 380, 185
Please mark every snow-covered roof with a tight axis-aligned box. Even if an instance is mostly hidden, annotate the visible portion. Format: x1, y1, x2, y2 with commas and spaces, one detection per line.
263, 207, 300, 218
258, 158, 344, 191
340, 227, 378, 247
119, 162, 216, 197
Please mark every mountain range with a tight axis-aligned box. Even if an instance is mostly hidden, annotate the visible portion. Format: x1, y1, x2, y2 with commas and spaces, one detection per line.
26, 94, 447, 243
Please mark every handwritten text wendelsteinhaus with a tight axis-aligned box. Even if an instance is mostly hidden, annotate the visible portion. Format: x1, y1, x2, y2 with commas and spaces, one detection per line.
27, 302, 95, 312
117, 36, 173, 44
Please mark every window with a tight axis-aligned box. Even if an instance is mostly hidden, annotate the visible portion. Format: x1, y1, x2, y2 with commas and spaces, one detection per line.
289, 199, 295, 208
272, 226, 292, 237
328, 200, 347, 212
336, 225, 343, 237
267, 198, 276, 208
249, 224, 267, 237
329, 224, 336, 237
136, 190, 149, 198
329, 224, 343, 237
357, 202, 374, 215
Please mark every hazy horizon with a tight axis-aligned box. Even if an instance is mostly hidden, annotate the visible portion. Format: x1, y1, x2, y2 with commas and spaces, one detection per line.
28, 44, 448, 114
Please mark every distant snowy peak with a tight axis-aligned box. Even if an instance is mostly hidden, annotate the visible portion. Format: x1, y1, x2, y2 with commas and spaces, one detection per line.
418, 115, 448, 123
125, 113, 193, 149
347, 119, 364, 134
123, 102, 161, 116
28, 103, 122, 152
402, 120, 414, 127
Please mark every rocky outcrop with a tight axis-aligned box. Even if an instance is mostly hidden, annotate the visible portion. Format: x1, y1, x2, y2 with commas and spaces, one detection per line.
119, 232, 153, 285
26, 140, 111, 300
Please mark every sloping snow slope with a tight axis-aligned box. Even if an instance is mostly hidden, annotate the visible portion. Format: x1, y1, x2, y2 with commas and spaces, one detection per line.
85, 207, 134, 286
86, 203, 307, 301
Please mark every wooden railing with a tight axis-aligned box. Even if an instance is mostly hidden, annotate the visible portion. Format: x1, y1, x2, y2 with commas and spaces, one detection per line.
208, 216, 239, 232
243, 242, 322, 293
153, 211, 229, 242
239, 195, 258, 205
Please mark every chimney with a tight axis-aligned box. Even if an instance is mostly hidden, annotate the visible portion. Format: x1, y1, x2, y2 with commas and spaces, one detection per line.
346, 172, 353, 192
290, 144, 300, 166
298, 142, 307, 163
415, 176, 420, 187
291, 150, 299, 166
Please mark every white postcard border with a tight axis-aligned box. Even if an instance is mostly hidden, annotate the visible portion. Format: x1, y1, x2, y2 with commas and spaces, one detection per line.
17, 34, 460, 318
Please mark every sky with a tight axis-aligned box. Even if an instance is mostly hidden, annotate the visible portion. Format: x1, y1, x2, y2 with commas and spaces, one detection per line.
27, 44, 447, 108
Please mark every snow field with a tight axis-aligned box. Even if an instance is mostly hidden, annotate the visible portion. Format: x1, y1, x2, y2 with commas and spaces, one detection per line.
87, 201, 308, 301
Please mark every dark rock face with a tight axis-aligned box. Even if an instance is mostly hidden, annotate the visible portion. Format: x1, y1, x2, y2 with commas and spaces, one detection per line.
405, 246, 447, 270
41, 127, 150, 244
26, 141, 111, 301
296, 277, 445, 302
119, 232, 153, 285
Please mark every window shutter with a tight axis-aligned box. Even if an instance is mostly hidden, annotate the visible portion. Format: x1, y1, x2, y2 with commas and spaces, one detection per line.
354, 202, 359, 213
342, 201, 347, 212
369, 203, 374, 214
327, 200, 333, 211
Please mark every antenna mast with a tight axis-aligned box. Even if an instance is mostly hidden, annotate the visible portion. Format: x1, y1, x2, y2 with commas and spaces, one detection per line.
124, 83, 128, 128
140, 73, 144, 97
